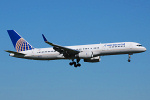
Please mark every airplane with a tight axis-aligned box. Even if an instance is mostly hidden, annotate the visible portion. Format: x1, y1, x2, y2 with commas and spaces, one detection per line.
5, 30, 146, 67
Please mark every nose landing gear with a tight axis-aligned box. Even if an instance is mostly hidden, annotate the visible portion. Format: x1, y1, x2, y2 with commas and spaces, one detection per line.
128, 54, 132, 62
69, 59, 81, 67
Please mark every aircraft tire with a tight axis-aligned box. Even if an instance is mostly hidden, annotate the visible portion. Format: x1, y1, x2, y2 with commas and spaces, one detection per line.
69, 62, 74, 66
128, 59, 131, 62
77, 63, 81, 67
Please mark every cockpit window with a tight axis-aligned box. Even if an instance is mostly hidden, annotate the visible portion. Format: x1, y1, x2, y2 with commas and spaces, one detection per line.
137, 45, 142, 47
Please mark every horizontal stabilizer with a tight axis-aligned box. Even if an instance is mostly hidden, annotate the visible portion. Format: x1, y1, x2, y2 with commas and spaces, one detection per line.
5, 50, 26, 55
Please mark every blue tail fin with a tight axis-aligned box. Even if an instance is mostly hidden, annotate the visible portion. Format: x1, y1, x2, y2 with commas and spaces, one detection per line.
7, 30, 34, 52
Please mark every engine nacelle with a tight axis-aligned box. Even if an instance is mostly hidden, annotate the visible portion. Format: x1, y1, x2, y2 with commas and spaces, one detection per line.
84, 56, 100, 62
76, 51, 93, 58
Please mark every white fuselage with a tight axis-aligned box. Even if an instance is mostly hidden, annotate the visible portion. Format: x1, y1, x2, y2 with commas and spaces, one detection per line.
10, 42, 146, 61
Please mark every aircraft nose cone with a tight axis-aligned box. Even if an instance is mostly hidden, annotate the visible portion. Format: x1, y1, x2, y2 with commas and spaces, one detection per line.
144, 47, 147, 52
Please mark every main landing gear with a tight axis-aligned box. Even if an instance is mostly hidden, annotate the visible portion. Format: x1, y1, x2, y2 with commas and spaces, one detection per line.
128, 54, 132, 62
69, 59, 81, 67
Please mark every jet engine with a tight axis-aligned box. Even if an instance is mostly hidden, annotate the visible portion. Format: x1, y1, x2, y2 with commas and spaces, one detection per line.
76, 51, 93, 58
84, 56, 100, 62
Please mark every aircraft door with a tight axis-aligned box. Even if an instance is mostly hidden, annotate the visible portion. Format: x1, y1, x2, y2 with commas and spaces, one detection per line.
102, 44, 108, 51
129, 42, 132, 49
37, 49, 42, 59
31, 49, 34, 57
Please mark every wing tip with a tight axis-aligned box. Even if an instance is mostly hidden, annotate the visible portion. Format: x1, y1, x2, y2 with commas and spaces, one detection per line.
42, 34, 48, 42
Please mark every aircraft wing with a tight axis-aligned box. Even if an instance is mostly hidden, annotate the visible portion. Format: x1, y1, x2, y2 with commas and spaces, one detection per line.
42, 34, 80, 55
5, 50, 26, 55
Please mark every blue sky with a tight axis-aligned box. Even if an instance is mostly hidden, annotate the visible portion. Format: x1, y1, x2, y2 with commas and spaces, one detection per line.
0, 0, 150, 100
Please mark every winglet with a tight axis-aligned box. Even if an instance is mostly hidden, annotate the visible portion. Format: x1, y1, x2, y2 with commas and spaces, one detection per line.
42, 34, 54, 46
42, 34, 48, 42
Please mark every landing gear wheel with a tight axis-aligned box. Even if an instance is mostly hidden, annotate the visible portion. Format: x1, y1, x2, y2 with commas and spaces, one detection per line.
69, 62, 74, 66
77, 63, 81, 67
69, 59, 81, 67
69, 62, 77, 66
128, 54, 132, 62
128, 59, 131, 62
74, 63, 77, 67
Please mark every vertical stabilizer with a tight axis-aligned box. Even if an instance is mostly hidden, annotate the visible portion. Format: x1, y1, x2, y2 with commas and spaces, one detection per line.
7, 30, 34, 52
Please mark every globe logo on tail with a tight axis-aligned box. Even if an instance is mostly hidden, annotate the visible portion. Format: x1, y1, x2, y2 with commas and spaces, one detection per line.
15, 38, 34, 52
